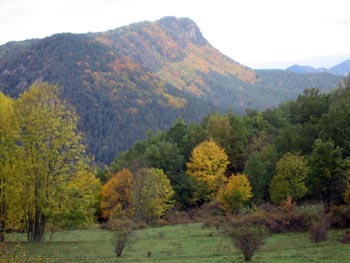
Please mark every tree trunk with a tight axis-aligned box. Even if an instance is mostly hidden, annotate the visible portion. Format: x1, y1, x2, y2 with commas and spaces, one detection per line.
27, 182, 46, 242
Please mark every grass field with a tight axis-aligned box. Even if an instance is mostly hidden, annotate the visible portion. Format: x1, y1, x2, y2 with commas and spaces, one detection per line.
1, 223, 350, 262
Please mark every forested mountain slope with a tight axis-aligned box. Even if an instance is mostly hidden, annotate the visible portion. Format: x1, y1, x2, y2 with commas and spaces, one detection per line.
0, 16, 343, 164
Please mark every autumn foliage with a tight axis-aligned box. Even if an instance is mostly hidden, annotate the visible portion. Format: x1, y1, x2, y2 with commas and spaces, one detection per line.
101, 169, 134, 219
218, 174, 253, 214
101, 168, 174, 222
186, 140, 229, 197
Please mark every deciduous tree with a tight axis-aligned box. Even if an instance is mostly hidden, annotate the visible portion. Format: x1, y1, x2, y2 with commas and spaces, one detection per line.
0, 93, 18, 241
133, 168, 174, 222
186, 140, 229, 200
14, 83, 90, 242
218, 174, 253, 214
101, 169, 133, 219
308, 139, 345, 208
269, 153, 308, 204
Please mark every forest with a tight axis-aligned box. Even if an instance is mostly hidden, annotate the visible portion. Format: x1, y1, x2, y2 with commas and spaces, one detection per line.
1, 77, 350, 261
105, 76, 350, 210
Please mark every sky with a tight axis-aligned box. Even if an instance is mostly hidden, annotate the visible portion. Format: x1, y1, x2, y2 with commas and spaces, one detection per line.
1, 0, 350, 69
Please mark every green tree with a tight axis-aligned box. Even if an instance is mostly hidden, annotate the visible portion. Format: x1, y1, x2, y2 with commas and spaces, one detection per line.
244, 145, 278, 203
206, 113, 231, 148
320, 87, 350, 156
14, 83, 89, 242
269, 153, 308, 204
133, 168, 174, 222
186, 140, 229, 201
308, 139, 346, 208
218, 174, 253, 214
47, 170, 100, 237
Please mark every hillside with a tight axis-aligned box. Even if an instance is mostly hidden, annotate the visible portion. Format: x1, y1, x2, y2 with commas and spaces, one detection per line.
0, 17, 343, 164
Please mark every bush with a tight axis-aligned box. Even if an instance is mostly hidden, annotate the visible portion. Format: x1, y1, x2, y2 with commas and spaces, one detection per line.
226, 224, 267, 261
329, 205, 350, 228
225, 206, 317, 234
309, 214, 329, 243
340, 230, 350, 244
309, 220, 328, 243
110, 220, 135, 257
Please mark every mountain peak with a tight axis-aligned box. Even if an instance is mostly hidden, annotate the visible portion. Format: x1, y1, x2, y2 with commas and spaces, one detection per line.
157, 16, 207, 46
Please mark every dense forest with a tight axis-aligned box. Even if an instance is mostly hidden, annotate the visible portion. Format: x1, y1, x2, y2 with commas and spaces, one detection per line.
0, 17, 343, 164
105, 77, 350, 210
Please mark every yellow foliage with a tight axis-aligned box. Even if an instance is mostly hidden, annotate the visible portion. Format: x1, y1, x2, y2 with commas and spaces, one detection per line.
186, 140, 229, 196
218, 174, 253, 214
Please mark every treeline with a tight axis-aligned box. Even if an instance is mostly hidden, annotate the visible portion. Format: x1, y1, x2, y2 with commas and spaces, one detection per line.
104, 77, 350, 211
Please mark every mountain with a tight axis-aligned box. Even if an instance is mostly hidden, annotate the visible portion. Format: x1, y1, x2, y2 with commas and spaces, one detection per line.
329, 60, 350, 75
287, 60, 350, 75
0, 17, 343, 164
287, 65, 327, 74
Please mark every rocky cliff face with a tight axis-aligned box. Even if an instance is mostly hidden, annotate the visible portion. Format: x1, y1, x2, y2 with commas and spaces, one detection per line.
158, 16, 208, 46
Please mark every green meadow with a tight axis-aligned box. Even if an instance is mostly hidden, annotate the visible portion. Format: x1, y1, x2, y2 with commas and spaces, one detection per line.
1, 223, 349, 263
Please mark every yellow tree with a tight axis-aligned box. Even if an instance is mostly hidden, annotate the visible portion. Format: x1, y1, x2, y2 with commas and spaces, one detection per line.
101, 169, 134, 219
186, 140, 229, 201
218, 174, 253, 214
0, 92, 18, 241
15, 83, 89, 242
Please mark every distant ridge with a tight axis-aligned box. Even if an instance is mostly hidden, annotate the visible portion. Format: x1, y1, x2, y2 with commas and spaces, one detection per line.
287, 59, 350, 75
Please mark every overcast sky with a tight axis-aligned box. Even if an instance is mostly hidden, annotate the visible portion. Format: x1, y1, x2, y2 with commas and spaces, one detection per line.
1, 0, 349, 69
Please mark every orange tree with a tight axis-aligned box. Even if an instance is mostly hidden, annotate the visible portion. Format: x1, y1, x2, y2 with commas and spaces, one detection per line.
101, 169, 134, 219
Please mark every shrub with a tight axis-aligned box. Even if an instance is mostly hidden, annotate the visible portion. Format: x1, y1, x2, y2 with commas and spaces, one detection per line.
329, 205, 350, 228
227, 224, 267, 261
111, 220, 135, 257
309, 216, 328, 243
340, 230, 350, 244
224, 205, 318, 234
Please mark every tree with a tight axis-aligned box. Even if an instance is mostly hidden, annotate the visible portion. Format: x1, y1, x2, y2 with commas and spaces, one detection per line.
244, 145, 278, 203
49, 171, 101, 233
205, 113, 231, 148
132, 168, 174, 222
101, 169, 134, 219
308, 139, 346, 208
186, 140, 229, 201
0, 92, 18, 242
14, 83, 90, 242
218, 174, 253, 214
269, 153, 308, 204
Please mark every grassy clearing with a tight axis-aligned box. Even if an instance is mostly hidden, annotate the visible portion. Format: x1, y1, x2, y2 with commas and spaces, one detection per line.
1, 223, 350, 262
